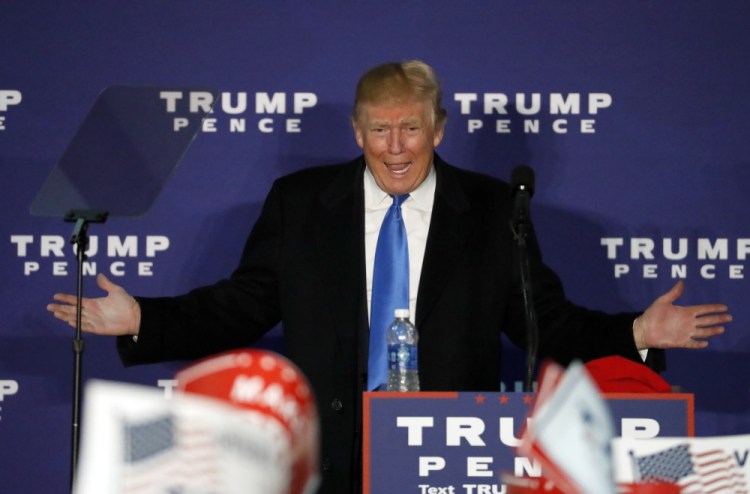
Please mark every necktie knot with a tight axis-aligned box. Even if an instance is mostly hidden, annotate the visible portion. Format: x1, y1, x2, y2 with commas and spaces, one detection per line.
391, 194, 409, 208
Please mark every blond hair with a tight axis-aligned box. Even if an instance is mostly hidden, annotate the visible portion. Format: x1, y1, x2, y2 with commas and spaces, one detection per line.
352, 60, 447, 128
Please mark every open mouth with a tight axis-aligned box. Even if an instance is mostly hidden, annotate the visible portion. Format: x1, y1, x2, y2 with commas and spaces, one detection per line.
384, 161, 412, 175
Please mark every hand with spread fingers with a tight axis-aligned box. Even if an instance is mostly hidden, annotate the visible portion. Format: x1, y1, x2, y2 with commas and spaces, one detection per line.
633, 281, 731, 350
47, 273, 140, 337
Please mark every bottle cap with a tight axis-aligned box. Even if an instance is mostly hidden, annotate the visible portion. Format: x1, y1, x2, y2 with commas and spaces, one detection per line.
394, 308, 410, 318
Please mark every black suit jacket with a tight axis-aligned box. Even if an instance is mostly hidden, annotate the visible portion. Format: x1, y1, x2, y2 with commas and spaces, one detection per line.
118, 155, 652, 493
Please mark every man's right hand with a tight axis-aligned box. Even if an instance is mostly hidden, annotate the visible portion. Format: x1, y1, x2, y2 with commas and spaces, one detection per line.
47, 273, 141, 337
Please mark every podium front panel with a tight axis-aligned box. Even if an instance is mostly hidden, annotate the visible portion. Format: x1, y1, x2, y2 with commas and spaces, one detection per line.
363, 392, 693, 494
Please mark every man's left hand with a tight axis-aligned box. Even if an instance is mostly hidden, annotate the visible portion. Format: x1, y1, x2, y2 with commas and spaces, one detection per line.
633, 281, 731, 350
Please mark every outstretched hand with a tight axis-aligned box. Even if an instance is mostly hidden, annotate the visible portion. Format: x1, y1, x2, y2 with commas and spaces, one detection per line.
47, 273, 140, 336
633, 281, 730, 350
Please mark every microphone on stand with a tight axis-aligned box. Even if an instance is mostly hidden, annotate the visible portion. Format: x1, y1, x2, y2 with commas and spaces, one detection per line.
511, 164, 535, 230
510, 165, 539, 393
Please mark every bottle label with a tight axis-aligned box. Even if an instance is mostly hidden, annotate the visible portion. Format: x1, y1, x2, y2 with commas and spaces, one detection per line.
387, 344, 418, 371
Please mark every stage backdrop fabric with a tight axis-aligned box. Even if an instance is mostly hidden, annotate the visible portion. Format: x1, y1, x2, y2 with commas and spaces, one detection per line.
1, 2, 748, 493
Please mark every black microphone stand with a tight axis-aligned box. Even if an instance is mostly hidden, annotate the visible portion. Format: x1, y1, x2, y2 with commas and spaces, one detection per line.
64, 209, 108, 492
511, 187, 539, 393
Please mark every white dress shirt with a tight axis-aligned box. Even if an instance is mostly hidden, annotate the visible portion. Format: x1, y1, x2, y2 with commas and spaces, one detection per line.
364, 165, 436, 325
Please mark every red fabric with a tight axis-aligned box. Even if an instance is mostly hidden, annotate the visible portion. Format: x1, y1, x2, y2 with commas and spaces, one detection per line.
620, 483, 681, 494
504, 477, 565, 493
585, 356, 671, 393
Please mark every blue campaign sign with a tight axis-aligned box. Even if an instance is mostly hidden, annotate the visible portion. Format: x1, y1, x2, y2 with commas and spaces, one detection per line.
363, 392, 693, 494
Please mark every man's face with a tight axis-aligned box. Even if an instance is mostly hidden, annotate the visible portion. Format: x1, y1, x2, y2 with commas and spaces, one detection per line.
353, 99, 444, 196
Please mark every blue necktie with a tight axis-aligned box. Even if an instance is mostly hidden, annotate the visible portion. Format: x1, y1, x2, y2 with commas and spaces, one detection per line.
368, 194, 409, 391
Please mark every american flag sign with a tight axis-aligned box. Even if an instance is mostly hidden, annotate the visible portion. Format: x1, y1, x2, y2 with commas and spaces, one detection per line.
632, 443, 748, 494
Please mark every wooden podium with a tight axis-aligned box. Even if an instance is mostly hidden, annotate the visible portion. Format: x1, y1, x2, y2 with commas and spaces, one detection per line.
363, 392, 693, 494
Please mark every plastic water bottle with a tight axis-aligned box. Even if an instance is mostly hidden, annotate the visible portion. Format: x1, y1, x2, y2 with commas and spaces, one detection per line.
386, 308, 420, 392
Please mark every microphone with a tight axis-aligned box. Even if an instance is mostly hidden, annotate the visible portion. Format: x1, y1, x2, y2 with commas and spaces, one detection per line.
511, 165, 535, 230
510, 165, 538, 392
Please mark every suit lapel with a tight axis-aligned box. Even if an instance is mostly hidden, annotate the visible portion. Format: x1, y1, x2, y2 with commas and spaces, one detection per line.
315, 159, 369, 365
416, 158, 472, 330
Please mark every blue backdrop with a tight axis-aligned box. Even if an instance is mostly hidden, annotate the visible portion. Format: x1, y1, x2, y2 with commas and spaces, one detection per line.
1, 2, 748, 492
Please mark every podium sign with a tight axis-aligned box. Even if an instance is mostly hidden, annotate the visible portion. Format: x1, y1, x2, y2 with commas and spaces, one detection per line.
363, 392, 693, 494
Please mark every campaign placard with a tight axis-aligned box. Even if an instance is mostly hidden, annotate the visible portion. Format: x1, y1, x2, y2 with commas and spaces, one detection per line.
363, 392, 693, 494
